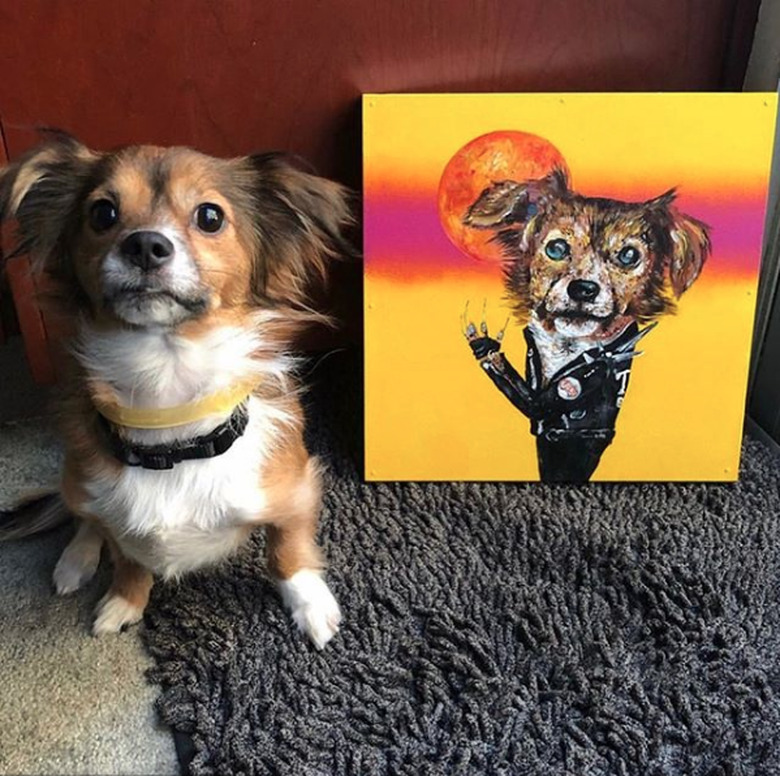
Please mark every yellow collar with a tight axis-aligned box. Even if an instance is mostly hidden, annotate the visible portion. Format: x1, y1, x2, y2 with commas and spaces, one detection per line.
93, 380, 260, 429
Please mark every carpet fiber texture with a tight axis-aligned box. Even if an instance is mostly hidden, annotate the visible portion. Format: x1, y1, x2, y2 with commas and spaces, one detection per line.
143, 359, 780, 775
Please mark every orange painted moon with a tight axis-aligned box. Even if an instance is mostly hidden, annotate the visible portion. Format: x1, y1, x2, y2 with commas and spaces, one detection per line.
438, 130, 569, 263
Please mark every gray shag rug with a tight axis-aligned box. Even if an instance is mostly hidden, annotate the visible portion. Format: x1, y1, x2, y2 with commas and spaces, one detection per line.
143, 356, 780, 775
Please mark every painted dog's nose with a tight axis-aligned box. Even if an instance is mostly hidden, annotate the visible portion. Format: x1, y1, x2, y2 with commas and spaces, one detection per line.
120, 231, 174, 272
568, 279, 600, 302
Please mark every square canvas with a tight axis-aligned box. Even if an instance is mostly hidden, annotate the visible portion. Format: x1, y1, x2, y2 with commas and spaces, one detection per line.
364, 93, 777, 482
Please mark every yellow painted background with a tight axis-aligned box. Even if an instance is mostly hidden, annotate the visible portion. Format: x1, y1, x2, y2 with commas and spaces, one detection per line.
364, 94, 777, 481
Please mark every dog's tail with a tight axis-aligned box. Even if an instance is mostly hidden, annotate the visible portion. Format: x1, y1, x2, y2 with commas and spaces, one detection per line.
0, 492, 70, 541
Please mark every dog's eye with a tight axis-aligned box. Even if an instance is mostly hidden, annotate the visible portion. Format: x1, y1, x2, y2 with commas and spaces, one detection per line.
545, 238, 570, 261
195, 203, 225, 234
617, 245, 641, 267
89, 199, 119, 232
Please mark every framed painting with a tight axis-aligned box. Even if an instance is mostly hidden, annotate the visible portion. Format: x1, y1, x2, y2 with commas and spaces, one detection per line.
363, 93, 777, 482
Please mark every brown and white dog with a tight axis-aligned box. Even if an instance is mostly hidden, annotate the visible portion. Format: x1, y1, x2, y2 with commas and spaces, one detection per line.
0, 134, 352, 647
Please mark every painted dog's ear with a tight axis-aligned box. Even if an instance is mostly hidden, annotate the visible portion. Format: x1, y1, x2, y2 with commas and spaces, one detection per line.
668, 212, 711, 296
646, 189, 711, 297
0, 132, 99, 270
463, 168, 568, 230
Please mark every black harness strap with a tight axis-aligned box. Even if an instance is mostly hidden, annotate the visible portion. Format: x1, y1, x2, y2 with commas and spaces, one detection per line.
99, 403, 249, 471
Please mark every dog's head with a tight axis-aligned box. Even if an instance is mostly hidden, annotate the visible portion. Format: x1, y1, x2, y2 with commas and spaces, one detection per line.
0, 133, 352, 330
464, 169, 710, 339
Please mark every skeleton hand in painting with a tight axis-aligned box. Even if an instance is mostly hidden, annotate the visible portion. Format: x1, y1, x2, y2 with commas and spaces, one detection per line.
461, 302, 537, 418
461, 301, 508, 364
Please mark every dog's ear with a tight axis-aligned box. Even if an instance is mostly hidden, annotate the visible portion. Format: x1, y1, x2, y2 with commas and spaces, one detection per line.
668, 212, 711, 296
463, 168, 568, 230
245, 153, 354, 307
646, 190, 711, 297
0, 132, 99, 272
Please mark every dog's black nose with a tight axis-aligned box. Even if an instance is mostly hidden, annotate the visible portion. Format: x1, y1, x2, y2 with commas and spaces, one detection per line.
568, 279, 600, 302
119, 231, 174, 271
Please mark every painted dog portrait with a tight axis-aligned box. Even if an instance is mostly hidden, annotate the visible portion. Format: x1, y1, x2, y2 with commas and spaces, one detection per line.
363, 94, 774, 482
461, 168, 710, 482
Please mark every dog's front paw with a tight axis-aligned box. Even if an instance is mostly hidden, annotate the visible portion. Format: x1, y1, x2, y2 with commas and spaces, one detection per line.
278, 569, 342, 650
93, 593, 144, 635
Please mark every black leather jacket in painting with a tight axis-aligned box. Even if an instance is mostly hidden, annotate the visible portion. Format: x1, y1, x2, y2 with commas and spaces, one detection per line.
469, 321, 655, 483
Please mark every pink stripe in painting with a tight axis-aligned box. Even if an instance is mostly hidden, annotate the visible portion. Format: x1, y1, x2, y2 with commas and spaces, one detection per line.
365, 194, 768, 277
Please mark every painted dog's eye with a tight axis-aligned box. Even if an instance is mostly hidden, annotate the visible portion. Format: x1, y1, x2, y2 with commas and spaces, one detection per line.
617, 245, 641, 267
89, 199, 119, 233
195, 203, 225, 234
544, 238, 570, 261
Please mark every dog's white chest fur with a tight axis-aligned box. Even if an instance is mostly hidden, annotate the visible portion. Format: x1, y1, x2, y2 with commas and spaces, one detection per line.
85, 398, 271, 578
528, 316, 595, 385
77, 322, 290, 578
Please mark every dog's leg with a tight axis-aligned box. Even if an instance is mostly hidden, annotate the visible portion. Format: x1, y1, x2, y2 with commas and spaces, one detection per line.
270, 524, 342, 649
267, 458, 341, 650
53, 518, 104, 595
93, 538, 153, 635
